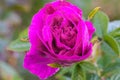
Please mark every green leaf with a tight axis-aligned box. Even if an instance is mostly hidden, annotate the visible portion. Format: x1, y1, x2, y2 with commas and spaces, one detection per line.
71, 64, 86, 80
109, 29, 120, 48
115, 37, 120, 47
101, 41, 117, 56
109, 73, 120, 80
19, 28, 29, 42
103, 34, 120, 55
97, 53, 114, 69
108, 21, 120, 53
7, 39, 30, 52
92, 11, 109, 38
55, 75, 66, 80
102, 62, 120, 77
57, 67, 72, 75
0, 61, 23, 80
56, 66, 73, 80
7, 28, 30, 52
19, 28, 28, 37
109, 28, 120, 37
79, 61, 97, 73
86, 73, 100, 80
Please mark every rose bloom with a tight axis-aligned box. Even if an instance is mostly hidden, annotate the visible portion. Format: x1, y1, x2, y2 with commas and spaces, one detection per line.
24, 0, 95, 79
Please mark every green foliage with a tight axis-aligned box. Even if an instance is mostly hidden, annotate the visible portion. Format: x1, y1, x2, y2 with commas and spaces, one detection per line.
71, 62, 97, 80
110, 28, 120, 37
101, 41, 116, 56
7, 28, 30, 52
108, 20, 120, 51
86, 73, 100, 80
57, 67, 72, 75
102, 62, 120, 77
88, 7, 101, 20
71, 64, 86, 80
79, 61, 97, 73
103, 34, 120, 55
97, 53, 114, 69
55, 67, 72, 80
92, 11, 109, 38
109, 73, 120, 80
92, 11, 120, 57
92, 12, 120, 79
19, 28, 28, 38
7, 39, 30, 52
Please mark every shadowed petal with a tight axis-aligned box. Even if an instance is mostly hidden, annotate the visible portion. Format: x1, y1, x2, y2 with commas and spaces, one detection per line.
81, 21, 89, 56
24, 48, 59, 79
85, 21, 95, 39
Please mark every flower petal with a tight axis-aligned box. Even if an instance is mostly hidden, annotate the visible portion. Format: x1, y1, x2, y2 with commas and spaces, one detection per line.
24, 48, 59, 79
85, 21, 95, 39
56, 43, 92, 65
81, 21, 89, 55
29, 17, 58, 58
42, 25, 52, 42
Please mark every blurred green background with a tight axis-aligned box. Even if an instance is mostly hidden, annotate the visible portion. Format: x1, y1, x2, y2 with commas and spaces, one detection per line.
0, 0, 120, 80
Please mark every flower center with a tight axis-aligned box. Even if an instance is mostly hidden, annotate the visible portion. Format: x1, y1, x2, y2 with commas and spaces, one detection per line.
60, 20, 77, 48
51, 16, 77, 48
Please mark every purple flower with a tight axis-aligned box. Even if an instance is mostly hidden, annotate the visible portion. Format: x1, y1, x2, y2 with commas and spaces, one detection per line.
24, 0, 95, 79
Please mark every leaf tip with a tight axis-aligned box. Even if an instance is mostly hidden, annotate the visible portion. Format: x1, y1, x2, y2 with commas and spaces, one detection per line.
88, 7, 101, 20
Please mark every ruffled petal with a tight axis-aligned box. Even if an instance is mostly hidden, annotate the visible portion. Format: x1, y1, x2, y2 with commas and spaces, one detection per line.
29, 18, 58, 58
24, 48, 59, 79
81, 21, 89, 55
56, 43, 92, 65
85, 21, 95, 39
42, 25, 52, 42
55, 21, 92, 64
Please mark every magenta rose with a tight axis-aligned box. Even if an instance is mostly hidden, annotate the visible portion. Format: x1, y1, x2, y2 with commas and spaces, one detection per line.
24, 0, 95, 79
